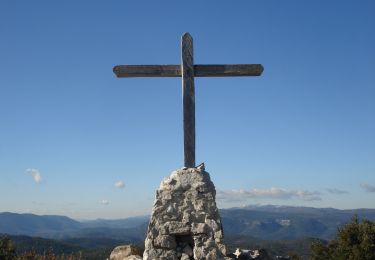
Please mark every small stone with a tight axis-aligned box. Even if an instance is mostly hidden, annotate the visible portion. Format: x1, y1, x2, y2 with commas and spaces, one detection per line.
182, 244, 193, 257
165, 221, 190, 235
218, 243, 227, 256
153, 235, 176, 249
123, 256, 142, 260
206, 218, 220, 232
109, 245, 142, 260
204, 238, 216, 248
214, 230, 223, 239
191, 223, 208, 234
206, 249, 220, 260
182, 212, 190, 223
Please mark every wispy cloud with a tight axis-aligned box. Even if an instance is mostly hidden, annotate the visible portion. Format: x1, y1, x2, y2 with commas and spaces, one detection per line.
25, 168, 42, 184
114, 181, 125, 189
326, 188, 349, 195
99, 199, 109, 205
361, 183, 375, 193
217, 187, 322, 202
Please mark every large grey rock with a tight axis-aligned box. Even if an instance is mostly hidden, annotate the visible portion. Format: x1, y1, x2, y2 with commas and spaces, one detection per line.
110, 245, 142, 260
143, 167, 231, 260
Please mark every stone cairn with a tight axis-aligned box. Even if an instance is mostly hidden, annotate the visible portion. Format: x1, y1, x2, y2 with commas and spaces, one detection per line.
143, 166, 230, 260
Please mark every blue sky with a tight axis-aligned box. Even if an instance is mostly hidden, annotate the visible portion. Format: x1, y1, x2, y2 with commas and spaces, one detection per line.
0, 0, 374, 219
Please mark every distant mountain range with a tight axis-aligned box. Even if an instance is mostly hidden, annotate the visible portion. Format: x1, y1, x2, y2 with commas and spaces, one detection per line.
1, 205, 375, 243
220, 205, 375, 240
0, 212, 81, 236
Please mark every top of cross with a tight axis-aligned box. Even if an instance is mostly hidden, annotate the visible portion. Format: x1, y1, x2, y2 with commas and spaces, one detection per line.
113, 33, 263, 168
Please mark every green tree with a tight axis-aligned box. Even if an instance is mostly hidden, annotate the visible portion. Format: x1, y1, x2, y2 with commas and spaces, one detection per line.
0, 235, 17, 260
311, 216, 375, 260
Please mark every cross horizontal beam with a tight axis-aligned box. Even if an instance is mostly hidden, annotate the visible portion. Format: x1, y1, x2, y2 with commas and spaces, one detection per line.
113, 64, 263, 78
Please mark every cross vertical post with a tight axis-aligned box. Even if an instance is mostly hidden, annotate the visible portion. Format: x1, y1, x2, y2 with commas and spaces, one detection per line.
181, 33, 195, 168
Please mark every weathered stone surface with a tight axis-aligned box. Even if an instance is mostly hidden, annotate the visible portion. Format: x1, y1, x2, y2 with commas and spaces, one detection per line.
110, 245, 142, 260
153, 235, 176, 249
123, 256, 142, 260
143, 167, 230, 260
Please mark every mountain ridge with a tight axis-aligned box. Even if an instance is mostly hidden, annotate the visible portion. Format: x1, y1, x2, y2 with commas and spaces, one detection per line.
2, 205, 375, 241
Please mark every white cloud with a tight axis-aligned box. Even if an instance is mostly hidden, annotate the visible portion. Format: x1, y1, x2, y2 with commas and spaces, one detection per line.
326, 188, 349, 195
295, 190, 322, 201
99, 199, 109, 205
25, 168, 42, 184
114, 181, 125, 189
361, 183, 375, 193
217, 187, 322, 202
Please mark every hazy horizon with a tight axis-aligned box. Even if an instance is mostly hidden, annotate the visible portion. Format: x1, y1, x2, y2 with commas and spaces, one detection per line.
2, 203, 375, 221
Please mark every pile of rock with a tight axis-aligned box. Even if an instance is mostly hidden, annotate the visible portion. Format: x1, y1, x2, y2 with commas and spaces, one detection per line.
143, 167, 231, 260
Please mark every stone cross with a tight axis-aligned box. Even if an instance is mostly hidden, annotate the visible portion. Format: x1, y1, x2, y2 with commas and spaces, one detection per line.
113, 33, 263, 168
